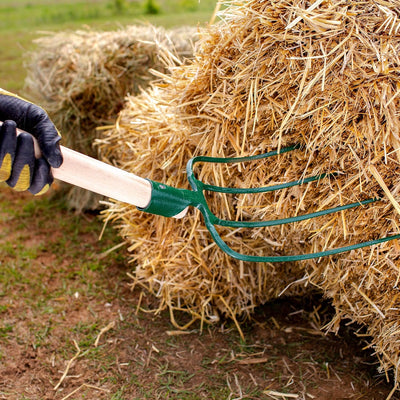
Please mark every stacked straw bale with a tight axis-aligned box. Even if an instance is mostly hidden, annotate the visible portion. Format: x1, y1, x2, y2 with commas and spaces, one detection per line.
98, 0, 400, 384
25, 25, 197, 210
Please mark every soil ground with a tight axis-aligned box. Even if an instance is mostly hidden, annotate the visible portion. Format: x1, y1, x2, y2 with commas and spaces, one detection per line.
0, 184, 398, 400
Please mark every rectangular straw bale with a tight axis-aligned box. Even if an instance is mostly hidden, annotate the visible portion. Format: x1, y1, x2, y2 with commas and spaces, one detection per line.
24, 24, 197, 210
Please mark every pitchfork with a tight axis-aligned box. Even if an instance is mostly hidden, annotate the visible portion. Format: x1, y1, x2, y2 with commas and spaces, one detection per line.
23, 132, 399, 263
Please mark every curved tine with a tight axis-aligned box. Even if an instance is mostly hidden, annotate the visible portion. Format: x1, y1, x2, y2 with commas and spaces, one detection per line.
204, 220, 400, 263
186, 145, 300, 190
213, 198, 379, 228
190, 145, 300, 165
202, 173, 332, 194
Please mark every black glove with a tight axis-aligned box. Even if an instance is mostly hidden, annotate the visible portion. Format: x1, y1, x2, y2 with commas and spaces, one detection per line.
0, 89, 63, 195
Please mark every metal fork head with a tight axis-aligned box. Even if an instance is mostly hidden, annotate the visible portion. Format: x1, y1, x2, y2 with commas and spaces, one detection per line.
187, 147, 400, 262
141, 146, 400, 263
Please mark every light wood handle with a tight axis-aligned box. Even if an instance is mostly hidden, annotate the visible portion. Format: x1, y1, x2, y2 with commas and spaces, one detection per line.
8, 123, 152, 208
53, 145, 152, 208
46, 146, 190, 217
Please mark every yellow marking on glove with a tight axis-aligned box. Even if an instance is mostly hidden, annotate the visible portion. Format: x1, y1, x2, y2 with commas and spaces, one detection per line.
34, 184, 50, 196
13, 164, 31, 192
0, 153, 12, 181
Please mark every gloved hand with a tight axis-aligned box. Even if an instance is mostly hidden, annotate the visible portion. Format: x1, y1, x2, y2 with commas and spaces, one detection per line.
0, 89, 63, 195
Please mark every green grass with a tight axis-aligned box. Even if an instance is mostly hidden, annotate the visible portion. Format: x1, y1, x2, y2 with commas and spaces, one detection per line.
0, 0, 217, 92
0, 0, 215, 29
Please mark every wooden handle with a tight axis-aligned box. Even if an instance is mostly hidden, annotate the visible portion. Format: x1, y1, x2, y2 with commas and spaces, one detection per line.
54, 147, 188, 217
54, 145, 152, 208
8, 123, 152, 208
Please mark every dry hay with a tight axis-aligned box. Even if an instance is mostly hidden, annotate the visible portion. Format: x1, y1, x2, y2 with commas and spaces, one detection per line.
99, 87, 312, 332
98, 0, 400, 386
24, 24, 197, 210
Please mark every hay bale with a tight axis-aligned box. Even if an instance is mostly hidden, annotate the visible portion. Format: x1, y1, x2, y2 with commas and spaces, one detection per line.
98, 86, 312, 331
25, 24, 197, 210
98, 0, 400, 385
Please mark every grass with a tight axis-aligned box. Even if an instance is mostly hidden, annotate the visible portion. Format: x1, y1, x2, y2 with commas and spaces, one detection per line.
0, 0, 217, 92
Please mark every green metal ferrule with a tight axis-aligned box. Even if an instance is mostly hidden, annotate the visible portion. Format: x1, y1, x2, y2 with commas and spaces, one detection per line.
137, 180, 196, 218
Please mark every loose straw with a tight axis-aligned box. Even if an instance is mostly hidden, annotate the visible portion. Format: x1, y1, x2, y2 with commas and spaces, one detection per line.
370, 165, 400, 217
54, 340, 81, 391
